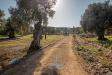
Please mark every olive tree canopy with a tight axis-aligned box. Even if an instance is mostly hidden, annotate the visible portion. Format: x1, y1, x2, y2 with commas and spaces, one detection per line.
10, 0, 57, 52
80, 0, 112, 40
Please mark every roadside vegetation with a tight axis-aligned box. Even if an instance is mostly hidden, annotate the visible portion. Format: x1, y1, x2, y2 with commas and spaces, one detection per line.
80, 0, 112, 41
72, 0, 112, 75
73, 35, 112, 75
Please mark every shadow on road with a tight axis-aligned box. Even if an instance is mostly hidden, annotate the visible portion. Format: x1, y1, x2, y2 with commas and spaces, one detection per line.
41, 67, 60, 75
2, 49, 44, 75
0, 38, 20, 42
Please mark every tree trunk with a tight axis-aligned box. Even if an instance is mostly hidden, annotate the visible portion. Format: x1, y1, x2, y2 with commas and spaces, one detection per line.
45, 34, 47, 40
98, 34, 105, 40
96, 27, 107, 41
28, 20, 42, 53
43, 26, 47, 40
20, 26, 24, 36
44, 28, 47, 40
8, 28, 15, 39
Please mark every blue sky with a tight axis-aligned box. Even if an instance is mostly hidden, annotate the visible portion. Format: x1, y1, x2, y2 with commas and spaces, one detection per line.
0, 0, 16, 18
0, 0, 106, 27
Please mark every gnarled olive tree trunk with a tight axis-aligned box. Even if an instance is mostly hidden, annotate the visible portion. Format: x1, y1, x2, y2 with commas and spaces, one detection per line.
28, 19, 42, 53
96, 26, 107, 41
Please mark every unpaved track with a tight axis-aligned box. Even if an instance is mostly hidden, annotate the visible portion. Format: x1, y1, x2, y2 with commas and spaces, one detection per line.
3, 36, 88, 75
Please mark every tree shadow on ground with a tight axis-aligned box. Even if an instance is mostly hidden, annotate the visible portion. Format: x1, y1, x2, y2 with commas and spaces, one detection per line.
41, 67, 60, 75
1, 49, 44, 75
0, 37, 20, 42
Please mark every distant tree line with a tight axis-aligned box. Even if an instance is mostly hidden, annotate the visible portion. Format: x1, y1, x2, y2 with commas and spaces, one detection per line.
45, 27, 73, 35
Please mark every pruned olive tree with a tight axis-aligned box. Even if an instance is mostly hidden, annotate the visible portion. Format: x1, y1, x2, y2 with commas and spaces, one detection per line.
10, 0, 56, 52
80, 0, 112, 40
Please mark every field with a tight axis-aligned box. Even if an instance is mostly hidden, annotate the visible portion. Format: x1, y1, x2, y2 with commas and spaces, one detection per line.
0, 35, 64, 70
73, 35, 112, 75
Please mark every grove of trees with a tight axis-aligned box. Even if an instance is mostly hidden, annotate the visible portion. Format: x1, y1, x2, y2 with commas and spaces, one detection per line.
80, 0, 112, 40
0, 9, 33, 38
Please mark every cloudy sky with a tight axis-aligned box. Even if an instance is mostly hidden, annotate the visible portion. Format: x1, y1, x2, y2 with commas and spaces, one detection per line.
0, 0, 106, 27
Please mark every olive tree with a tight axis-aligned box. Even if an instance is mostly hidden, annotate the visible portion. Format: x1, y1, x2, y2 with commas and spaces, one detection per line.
10, 0, 56, 52
80, 0, 112, 40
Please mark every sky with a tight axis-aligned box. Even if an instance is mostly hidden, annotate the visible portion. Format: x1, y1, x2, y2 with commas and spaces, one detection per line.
0, 0, 107, 27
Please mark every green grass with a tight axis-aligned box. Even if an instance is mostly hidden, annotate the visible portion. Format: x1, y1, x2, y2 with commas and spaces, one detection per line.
0, 34, 64, 48
0, 34, 64, 59
0, 35, 32, 48
86, 36, 112, 48
86, 36, 112, 41
0, 35, 8, 39
41, 35, 64, 46
0, 34, 64, 68
86, 37, 97, 42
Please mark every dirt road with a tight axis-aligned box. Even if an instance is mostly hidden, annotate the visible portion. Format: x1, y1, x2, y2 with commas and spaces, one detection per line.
3, 36, 88, 75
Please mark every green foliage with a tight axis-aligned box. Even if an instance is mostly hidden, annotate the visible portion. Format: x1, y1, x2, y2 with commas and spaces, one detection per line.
9, 0, 57, 51
9, 0, 57, 25
86, 36, 112, 48
0, 35, 8, 39
76, 46, 84, 51
9, 7, 33, 36
73, 27, 84, 34
99, 37, 112, 48
81, 1, 112, 40
5, 18, 15, 38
